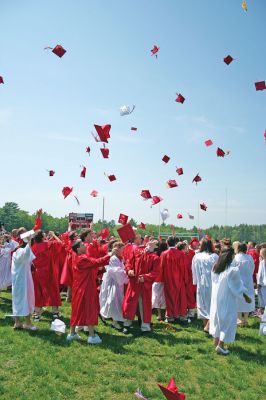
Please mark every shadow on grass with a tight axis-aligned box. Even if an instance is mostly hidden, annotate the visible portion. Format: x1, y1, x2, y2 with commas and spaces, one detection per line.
232, 345, 266, 365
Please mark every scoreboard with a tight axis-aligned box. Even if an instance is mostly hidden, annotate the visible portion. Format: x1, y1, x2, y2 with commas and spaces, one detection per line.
68, 213, 93, 229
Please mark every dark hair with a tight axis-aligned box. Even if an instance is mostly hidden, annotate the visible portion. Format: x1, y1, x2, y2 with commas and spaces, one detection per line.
108, 239, 120, 252
200, 238, 214, 254
80, 229, 92, 242
177, 242, 186, 251
72, 239, 82, 253
157, 241, 168, 256
238, 243, 247, 253
214, 243, 221, 255
69, 231, 77, 241
221, 238, 231, 247
34, 230, 44, 243
213, 247, 234, 274
167, 236, 176, 247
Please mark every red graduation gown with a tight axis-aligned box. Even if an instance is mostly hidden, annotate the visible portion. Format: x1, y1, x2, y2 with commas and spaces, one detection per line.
183, 249, 196, 309
247, 248, 260, 283
161, 248, 187, 317
70, 253, 110, 326
32, 241, 62, 307
122, 250, 160, 323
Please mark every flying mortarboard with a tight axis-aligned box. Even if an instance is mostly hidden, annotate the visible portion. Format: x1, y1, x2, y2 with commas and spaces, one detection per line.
166, 179, 178, 188
86, 146, 91, 154
99, 227, 109, 240
44, 44, 66, 58
0, 76, 4, 84
177, 214, 183, 219
100, 147, 109, 158
118, 213, 128, 225
141, 190, 152, 200
200, 202, 207, 211
93, 124, 111, 143
205, 139, 213, 146
223, 55, 234, 65
175, 93, 185, 104
139, 222, 146, 230
264, 130, 266, 145
80, 166, 86, 178
120, 105, 135, 116
176, 167, 183, 175
62, 186, 73, 199
151, 45, 160, 57
217, 147, 225, 157
105, 173, 116, 182
117, 223, 136, 242
162, 155, 170, 163
158, 378, 186, 400
131, 127, 138, 131
48, 170, 55, 176
151, 196, 163, 206
255, 81, 266, 91
90, 190, 98, 197
192, 174, 202, 184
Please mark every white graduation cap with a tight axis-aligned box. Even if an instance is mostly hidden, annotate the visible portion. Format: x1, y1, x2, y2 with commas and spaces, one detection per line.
50, 319, 66, 335
259, 322, 266, 336
20, 229, 35, 243
120, 105, 135, 116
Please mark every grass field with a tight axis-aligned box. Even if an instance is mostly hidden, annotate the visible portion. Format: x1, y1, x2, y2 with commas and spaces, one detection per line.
0, 291, 265, 400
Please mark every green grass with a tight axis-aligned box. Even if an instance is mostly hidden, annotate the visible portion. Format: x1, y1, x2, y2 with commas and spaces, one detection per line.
0, 291, 265, 400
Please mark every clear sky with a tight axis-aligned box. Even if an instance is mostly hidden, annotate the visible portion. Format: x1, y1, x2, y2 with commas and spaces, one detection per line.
0, 0, 265, 228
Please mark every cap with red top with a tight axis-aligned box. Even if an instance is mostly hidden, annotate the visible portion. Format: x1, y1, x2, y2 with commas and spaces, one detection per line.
255, 81, 266, 91
62, 187, 73, 199
162, 155, 170, 163
44, 44, 66, 58
200, 202, 207, 211
118, 213, 128, 225
117, 223, 136, 242
141, 190, 152, 200
217, 147, 225, 157
223, 55, 234, 65
86, 146, 91, 154
151, 196, 163, 206
99, 228, 109, 240
205, 139, 213, 146
158, 378, 186, 400
0, 76, 4, 84
131, 127, 137, 131
176, 167, 183, 175
48, 170, 55, 176
190, 237, 200, 250
177, 214, 183, 219
80, 166, 86, 178
175, 93, 185, 104
139, 222, 146, 230
151, 45, 160, 56
90, 190, 98, 197
94, 124, 111, 143
166, 180, 178, 188
100, 147, 109, 158
107, 174, 116, 182
192, 174, 202, 184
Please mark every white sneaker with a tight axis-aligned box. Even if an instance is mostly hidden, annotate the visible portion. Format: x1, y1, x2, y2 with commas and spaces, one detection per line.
215, 346, 230, 355
87, 334, 102, 345
66, 333, 81, 342
75, 326, 89, 333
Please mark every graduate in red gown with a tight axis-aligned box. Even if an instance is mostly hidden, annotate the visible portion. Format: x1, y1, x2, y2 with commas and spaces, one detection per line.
31, 230, 62, 319
178, 241, 196, 318
60, 231, 78, 301
67, 238, 110, 344
160, 236, 187, 322
247, 241, 260, 283
122, 240, 160, 333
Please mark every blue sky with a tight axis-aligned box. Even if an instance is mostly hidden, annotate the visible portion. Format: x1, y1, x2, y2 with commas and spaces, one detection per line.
0, 0, 265, 228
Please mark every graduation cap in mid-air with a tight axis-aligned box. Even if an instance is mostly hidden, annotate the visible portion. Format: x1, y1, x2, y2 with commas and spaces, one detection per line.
44, 44, 66, 58
62, 186, 73, 199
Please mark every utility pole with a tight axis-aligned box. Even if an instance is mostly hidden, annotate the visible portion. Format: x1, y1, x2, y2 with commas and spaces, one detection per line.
102, 196, 105, 225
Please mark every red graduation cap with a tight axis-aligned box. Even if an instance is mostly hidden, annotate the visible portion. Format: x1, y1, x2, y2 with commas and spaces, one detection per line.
175, 93, 185, 104
223, 55, 234, 65
158, 378, 186, 400
131, 127, 138, 131
107, 174, 116, 182
151, 45, 160, 57
99, 227, 109, 240
86, 146, 91, 154
139, 222, 146, 230
162, 155, 170, 163
205, 139, 213, 146
118, 213, 128, 225
45, 44, 66, 58
62, 186, 73, 199
90, 190, 98, 197
255, 81, 266, 91
176, 167, 183, 175
192, 173, 202, 184
117, 223, 136, 242
100, 147, 109, 158
94, 124, 111, 143
80, 166, 86, 178
166, 179, 178, 188
48, 170, 55, 176
200, 202, 207, 211
217, 147, 225, 157
190, 237, 200, 249
151, 196, 163, 206
0, 76, 4, 84
264, 130, 266, 145
141, 190, 152, 200
177, 214, 183, 219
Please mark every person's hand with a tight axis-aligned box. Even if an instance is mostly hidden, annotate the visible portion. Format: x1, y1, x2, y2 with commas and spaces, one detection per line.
243, 293, 252, 303
36, 209, 43, 218
128, 270, 135, 277
138, 275, 144, 283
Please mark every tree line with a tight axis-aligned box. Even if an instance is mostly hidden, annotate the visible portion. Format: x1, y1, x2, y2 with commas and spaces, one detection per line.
0, 202, 265, 243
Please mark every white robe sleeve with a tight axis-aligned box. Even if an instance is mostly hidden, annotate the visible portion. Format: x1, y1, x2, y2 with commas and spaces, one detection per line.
107, 256, 128, 285
227, 266, 246, 300
257, 260, 266, 286
192, 256, 197, 285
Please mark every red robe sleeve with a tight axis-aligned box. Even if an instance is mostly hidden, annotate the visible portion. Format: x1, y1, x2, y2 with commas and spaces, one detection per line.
33, 217, 42, 231
78, 254, 110, 270
142, 253, 160, 282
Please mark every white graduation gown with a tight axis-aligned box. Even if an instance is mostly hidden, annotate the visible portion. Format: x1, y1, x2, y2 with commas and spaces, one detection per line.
0, 240, 18, 290
11, 244, 35, 316
192, 252, 218, 319
99, 255, 128, 321
257, 259, 266, 307
235, 253, 255, 312
209, 261, 247, 343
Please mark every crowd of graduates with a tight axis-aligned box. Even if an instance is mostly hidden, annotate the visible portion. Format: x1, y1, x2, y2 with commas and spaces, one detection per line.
1, 209, 266, 354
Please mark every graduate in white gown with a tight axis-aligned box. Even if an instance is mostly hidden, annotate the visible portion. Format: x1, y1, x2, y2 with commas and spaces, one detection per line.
257, 248, 266, 309
209, 247, 251, 355
235, 243, 255, 326
100, 242, 128, 330
0, 236, 18, 291
192, 239, 219, 333
11, 233, 37, 330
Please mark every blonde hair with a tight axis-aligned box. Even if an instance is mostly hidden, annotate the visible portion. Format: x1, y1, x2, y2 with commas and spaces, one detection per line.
260, 248, 266, 260
232, 241, 240, 254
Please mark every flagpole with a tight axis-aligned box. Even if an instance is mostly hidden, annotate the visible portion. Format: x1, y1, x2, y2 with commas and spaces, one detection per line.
102, 196, 105, 224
